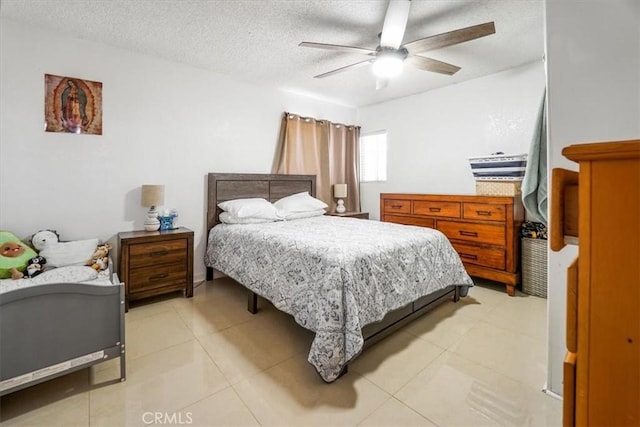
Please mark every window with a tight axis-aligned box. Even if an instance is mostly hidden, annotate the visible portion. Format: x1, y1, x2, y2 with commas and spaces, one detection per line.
359, 131, 387, 182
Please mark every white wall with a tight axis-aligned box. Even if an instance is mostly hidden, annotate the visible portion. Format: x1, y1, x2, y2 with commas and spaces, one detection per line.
0, 19, 356, 282
544, 0, 639, 395
357, 61, 546, 219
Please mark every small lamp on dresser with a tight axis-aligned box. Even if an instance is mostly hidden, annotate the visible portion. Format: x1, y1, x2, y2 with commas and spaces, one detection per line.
334, 183, 347, 213
141, 184, 164, 231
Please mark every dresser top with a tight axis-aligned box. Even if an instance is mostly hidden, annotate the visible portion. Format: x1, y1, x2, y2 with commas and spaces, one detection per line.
118, 227, 193, 240
563, 139, 640, 161
380, 193, 520, 204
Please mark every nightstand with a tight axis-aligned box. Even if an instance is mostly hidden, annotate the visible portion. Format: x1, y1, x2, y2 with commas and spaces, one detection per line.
326, 211, 369, 219
118, 227, 194, 309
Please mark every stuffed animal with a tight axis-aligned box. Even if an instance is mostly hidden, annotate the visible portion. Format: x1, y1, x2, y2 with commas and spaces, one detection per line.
31, 230, 99, 268
87, 243, 111, 271
89, 256, 109, 271
0, 230, 38, 279
25, 256, 47, 278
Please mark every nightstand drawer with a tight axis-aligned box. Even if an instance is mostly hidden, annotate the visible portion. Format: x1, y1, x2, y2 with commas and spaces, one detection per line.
325, 211, 369, 219
437, 220, 505, 246
128, 263, 186, 292
347, 212, 369, 219
129, 240, 187, 268
451, 242, 506, 269
463, 203, 506, 221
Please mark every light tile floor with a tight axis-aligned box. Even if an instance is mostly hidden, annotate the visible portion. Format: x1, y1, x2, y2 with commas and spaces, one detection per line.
0, 278, 561, 426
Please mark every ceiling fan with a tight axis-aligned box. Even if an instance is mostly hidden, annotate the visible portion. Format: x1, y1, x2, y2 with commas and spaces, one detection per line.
299, 0, 496, 89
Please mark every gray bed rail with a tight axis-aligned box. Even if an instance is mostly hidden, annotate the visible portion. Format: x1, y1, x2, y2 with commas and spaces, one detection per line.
0, 273, 126, 396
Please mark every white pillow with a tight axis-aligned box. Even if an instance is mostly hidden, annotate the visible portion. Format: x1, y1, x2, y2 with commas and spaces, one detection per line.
218, 198, 280, 220
38, 238, 99, 268
274, 192, 328, 215
219, 212, 279, 224
283, 209, 326, 220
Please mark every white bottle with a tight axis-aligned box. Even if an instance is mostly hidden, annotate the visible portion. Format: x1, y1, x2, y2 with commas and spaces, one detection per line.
170, 209, 179, 229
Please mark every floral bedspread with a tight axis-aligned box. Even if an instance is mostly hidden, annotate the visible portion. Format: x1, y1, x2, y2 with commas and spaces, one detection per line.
205, 215, 473, 382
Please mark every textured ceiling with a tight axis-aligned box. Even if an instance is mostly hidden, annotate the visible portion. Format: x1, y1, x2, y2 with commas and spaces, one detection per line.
1, 0, 544, 107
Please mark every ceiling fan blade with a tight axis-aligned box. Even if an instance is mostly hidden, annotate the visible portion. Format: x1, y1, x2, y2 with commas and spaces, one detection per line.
299, 42, 376, 56
402, 21, 496, 55
376, 78, 389, 90
406, 55, 461, 75
380, 0, 411, 49
314, 59, 373, 78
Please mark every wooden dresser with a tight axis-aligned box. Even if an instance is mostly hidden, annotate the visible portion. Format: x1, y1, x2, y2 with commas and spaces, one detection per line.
118, 227, 194, 309
380, 193, 523, 295
551, 140, 639, 426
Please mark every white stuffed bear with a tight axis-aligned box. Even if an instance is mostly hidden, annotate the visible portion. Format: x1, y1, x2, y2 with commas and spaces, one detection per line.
31, 230, 99, 268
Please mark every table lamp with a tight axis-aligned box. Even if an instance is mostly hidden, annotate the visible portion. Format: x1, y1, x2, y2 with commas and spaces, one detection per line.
141, 185, 164, 231
334, 183, 347, 213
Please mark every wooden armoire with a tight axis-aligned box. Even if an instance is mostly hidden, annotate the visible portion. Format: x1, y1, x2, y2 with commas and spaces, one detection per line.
551, 139, 639, 426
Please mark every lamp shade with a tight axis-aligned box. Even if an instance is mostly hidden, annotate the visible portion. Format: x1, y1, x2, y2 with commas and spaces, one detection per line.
334, 183, 347, 198
141, 185, 165, 207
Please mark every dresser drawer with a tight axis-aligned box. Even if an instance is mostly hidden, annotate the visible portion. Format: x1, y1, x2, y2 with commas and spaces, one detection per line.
437, 220, 506, 246
463, 203, 506, 222
413, 201, 460, 218
128, 263, 187, 292
384, 214, 434, 228
451, 242, 506, 269
129, 239, 187, 268
384, 199, 411, 214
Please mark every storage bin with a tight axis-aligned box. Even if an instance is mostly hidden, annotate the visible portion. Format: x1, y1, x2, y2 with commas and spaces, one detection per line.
521, 237, 547, 298
468, 153, 528, 181
476, 180, 522, 196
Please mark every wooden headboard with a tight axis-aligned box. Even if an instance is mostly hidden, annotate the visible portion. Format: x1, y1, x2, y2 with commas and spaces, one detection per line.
207, 173, 316, 232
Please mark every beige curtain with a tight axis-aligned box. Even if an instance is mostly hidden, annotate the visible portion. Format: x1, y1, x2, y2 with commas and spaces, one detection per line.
273, 112, 361, 212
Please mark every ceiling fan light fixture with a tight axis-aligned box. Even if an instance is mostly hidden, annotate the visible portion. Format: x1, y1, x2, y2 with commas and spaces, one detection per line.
299, 0, 495, 85
372, 51, 405, 78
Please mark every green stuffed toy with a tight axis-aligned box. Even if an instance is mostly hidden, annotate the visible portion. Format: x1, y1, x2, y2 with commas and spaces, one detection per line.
0, 230, 38, 279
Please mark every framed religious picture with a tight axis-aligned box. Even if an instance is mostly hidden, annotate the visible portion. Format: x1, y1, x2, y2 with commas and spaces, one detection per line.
44, 74, 103, 135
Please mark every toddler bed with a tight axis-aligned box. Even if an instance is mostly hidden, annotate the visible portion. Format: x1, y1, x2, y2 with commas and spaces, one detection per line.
0, 264, 125, 396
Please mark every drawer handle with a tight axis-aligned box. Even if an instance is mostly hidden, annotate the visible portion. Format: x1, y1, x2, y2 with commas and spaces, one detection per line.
150, 250, 169, 257
459, 253, 478, 260
476, 210, 492, 216
149, 273, 169, 281
429, 207, 441, 212
459, 230, 478, 237
391, 204, 403, 209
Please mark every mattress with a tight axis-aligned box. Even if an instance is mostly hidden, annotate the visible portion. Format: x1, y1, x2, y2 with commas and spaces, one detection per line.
205, 215, 473, 381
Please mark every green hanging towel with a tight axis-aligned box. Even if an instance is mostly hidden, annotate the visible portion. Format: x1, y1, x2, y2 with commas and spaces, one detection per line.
521, 90, 548, 226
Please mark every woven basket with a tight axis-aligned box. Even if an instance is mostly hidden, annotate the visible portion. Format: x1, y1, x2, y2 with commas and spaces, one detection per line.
476, 180, 522, 196
521, 238, 548, 298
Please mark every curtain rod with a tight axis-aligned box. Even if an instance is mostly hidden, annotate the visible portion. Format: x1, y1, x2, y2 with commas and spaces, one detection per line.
283, 111, 360, 130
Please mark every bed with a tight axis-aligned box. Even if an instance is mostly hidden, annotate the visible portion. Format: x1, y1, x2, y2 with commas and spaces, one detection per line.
0, 264, 126, 396
204, 173, 473, 382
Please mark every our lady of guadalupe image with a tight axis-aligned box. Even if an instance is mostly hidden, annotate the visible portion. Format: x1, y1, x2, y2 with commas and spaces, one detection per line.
44, 74, 103, 135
